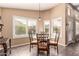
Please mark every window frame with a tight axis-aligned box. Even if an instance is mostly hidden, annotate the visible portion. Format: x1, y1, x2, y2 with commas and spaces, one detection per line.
51, 17, 62, 39
28, 19, 37, 38
13, 16, 37, 39
44, 20, 50, 33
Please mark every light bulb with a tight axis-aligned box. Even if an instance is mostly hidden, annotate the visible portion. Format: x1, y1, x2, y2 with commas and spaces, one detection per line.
38, 16, 41, 21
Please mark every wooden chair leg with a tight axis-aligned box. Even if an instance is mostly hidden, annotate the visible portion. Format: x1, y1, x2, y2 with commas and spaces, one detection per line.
30, 44, 31, 52
3, 43, 7, 56
57, 46, 59, 55
32, 45, 33, 48
54, 46, 56, 49
47, 50, 49, 56
49, 48, 50, 55
37, 49, 39, 56
48, 46, 50, 56
9, 39, 11, 54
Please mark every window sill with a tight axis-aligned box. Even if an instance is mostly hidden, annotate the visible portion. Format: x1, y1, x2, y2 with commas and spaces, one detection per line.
13, 35, 28, 39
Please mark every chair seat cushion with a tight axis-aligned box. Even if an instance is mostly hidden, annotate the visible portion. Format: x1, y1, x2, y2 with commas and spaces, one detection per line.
38, 43, 48, 50
38, 46, 48, 50
31, 40, 37, 43
50, 40, 57, 43
49, 40, 57, 45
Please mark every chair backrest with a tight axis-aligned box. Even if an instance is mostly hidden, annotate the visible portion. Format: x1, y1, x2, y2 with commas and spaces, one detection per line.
37, 34, 49, 42
54, 31, 60, 44
37, 34, 43, 43
37, 34, 49, 48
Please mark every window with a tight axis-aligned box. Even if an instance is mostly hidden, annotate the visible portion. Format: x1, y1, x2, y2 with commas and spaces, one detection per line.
51, 17, 62, 38
13, 16, 37, 38
75, 11, 79, 20
13, 16, 28, 38
76, 20, 79, 35
28, 19, 37, 38
67, 6, 71, 16
44, 20, 50, 34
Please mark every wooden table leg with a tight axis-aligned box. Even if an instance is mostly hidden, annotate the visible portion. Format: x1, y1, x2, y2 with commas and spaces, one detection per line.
3, 43, 7, 56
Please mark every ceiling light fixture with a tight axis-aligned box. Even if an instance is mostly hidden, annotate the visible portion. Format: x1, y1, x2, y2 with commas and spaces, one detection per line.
38, 3, 41, 21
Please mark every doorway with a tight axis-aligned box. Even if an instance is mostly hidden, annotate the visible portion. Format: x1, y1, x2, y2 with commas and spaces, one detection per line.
75, 20, 79, 42
66, 17, 75, 45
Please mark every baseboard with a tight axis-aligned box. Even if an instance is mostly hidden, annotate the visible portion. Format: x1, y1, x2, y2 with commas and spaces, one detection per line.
58, 43, 67, 47
0, 42, 67, 50
11, 43, 30, 48
0, 43, 30, 50
14, 42, 66, 47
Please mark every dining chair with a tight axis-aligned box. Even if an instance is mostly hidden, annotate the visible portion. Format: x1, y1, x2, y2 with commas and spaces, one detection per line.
28, 32, 37, 52
0, 36, 11, 56
37, 34, 49, 56
0, 24, 11, 56
49, 31, 60, 54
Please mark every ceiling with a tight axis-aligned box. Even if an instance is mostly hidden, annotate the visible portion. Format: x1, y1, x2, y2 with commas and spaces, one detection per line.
72, 3, 79, 11
0, 3, 58, 11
